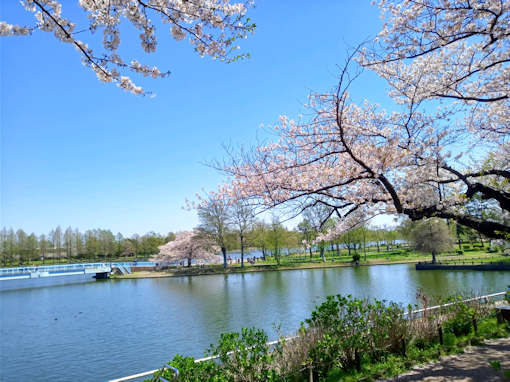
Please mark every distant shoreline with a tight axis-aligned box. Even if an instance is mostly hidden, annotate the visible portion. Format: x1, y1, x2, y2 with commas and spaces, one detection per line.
112, 259, 423, 279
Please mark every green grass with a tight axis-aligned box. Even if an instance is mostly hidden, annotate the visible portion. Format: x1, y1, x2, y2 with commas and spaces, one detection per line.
255, 247, 508, 268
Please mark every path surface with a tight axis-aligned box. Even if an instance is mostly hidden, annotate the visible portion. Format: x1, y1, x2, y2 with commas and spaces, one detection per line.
380, 337, 510, 381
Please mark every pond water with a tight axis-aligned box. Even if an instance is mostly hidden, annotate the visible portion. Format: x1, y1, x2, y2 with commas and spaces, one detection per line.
0, 263, 507, 381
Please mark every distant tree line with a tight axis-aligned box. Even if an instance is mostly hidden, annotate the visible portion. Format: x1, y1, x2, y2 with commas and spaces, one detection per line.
0, 227, 176, 266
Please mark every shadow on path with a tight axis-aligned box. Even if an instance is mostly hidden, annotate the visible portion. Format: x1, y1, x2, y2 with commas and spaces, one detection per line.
379, 337, 510, 381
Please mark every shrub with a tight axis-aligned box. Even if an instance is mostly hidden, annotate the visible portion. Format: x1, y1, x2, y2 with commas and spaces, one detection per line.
413, 338, 427, 350
151, 355, 223, 382
456, 250, 463, 255
208, 327, 280, 381
352, 253, 361, 263
444, 300, 474, 337
305, 295, 407, 376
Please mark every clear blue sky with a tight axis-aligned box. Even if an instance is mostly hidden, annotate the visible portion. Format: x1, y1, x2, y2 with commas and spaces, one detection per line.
1, 1, 390, 236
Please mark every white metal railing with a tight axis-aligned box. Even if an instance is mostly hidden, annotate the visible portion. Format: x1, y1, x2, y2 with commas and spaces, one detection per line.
110, 291, 507, 382
0, 261, 157, 276
402, 291, 506, 317
0, 263, 111, 275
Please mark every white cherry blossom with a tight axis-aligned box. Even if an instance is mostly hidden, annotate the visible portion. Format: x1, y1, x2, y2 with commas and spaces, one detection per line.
2, 0, 255, 94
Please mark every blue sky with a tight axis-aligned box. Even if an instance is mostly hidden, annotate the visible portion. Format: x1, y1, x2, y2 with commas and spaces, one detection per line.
1, 1, 390, 236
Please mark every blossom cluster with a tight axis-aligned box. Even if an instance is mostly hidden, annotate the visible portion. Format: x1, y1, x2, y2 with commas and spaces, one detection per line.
2, 0, 255, 94
360, 0, 509, 139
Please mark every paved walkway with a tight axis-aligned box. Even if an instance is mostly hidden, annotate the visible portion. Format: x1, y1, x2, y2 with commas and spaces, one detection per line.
379, 337, 510, 381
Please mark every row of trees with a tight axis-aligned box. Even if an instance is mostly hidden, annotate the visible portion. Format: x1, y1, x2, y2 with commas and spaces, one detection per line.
4, 215, 484, 268
0, 227, 175, 266
187, 194, 403, 268
153, 208, 305, 268
154, 197, 405, 268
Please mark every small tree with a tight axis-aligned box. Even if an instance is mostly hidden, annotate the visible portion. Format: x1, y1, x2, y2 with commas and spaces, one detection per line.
39, 234, 48, 264
154, 231, 220, 267
231, 200, 255, 268
298, 219, 316, 259
410, 218, 454, 263
303, 204, 334, 262
249, 221, 269, 260
267, 215, 285, 266
196, 193, 232, 269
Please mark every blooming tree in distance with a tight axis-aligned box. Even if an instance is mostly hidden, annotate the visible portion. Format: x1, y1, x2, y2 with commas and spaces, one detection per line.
1, 0, 255, 94
154, 230, 220, 267
220, 0, 509, 239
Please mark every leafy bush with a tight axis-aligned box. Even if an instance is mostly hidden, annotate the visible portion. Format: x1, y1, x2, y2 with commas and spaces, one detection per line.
208, 327, 279, 381
305, 295, 407, 376
444, 300, 474, 337
352, 253, 361, 263
149, 328, 280, 382
456, 250, 463, 255
151, 355, 223, 382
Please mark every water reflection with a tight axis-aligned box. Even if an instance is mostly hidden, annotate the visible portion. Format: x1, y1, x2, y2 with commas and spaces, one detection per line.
1, 264, 507, 382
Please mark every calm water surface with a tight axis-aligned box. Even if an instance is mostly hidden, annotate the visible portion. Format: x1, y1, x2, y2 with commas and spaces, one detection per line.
1, 264, 508, 381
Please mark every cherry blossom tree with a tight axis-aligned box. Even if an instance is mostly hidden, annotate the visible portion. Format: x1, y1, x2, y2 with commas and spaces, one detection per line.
154, 230, 220, 267
220, 0, 509, 240
360, 0, 509, 138
1, 0, 255, 95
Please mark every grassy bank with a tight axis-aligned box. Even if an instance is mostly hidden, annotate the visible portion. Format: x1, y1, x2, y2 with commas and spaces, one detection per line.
113, 247, 509, 279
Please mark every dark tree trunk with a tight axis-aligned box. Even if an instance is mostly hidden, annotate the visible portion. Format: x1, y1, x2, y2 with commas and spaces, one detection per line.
309, 247, 313, 260
432, 250, 437, 264
478, 233, 484, 247
320, 244, 325, 262
240, 235, 244, 268
222, 246, 227, 269
187, 257, 191, 267
275, 251, 281, 266
261, 247, 266, 261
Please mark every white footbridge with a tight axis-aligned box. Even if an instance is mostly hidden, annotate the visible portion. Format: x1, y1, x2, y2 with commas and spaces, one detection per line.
0, 262, 157, 281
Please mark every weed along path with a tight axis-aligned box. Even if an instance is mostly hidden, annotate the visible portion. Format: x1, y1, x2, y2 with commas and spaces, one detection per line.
379, 337, 510, 381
